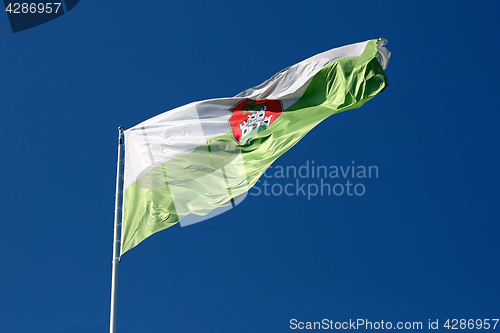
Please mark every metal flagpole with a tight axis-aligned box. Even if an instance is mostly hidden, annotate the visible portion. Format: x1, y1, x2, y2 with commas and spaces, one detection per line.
110, 126, 124, 333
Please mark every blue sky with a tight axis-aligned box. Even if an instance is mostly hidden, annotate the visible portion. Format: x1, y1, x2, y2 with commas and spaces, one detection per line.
1, 1, 499, 332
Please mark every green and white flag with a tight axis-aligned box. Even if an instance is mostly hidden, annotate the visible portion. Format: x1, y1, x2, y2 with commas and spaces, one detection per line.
121, 38, 390, 254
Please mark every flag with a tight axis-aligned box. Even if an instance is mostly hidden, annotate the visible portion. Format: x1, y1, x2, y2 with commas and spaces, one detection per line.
121, 38, 390, 254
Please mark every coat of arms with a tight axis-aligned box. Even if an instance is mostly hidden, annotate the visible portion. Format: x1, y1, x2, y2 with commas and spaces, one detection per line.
229, 98, 283, 144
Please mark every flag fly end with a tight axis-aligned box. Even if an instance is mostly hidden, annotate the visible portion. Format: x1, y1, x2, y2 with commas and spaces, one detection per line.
377, 38, 387, 46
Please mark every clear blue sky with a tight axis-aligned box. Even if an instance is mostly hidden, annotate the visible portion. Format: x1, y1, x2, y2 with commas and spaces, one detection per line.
1, 1, 499, 332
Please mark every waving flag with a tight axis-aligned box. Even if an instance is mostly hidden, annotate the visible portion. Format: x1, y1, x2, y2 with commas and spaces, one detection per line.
121, 38, 390, 254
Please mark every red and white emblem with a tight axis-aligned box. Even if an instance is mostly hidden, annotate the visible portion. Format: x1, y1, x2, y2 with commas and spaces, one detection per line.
229, 98, 283, 144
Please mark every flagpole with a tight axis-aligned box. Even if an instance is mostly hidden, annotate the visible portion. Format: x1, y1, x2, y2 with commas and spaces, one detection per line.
110, 126, 124, 333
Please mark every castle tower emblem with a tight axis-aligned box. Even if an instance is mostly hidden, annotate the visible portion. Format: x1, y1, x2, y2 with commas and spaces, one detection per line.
229, 99, 283, 144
